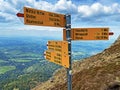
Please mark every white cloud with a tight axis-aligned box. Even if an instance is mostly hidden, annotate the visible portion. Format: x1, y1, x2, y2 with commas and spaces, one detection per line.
34, 1, 54, 11
0, 0, 19, 22
0, 12, 16, 21
54, 0, 77, 13
78, 3, 120, 17
78, 5, 91, 17
33, 0, 77, 14
0, 0, 18, 14
112, 3, 120, 13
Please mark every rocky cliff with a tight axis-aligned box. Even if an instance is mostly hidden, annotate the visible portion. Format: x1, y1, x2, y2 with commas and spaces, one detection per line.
33, 35, 120, 90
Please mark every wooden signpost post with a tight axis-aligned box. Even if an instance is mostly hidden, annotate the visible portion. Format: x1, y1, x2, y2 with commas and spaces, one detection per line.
16, 6, 114, 90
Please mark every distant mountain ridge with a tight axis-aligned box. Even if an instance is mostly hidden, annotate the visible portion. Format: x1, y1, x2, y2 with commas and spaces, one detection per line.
32, 35, 120, 90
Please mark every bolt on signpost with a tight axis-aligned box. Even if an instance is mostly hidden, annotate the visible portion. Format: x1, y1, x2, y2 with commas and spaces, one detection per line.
16, 6, 114, 90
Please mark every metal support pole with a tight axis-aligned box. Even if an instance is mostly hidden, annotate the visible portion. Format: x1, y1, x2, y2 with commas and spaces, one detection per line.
65, 14, 72, 90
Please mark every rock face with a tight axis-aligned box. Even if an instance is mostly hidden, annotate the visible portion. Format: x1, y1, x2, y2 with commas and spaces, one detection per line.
32, 35, 120, 90
112, 35, 120, 46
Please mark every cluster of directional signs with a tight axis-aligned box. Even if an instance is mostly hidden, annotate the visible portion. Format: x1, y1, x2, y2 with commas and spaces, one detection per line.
17, 6, 113, 68
17, 7, 113, 90
45, 41, 69, 68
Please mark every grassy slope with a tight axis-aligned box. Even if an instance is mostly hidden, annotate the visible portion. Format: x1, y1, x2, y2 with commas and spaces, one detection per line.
0, 66, 16, 74
51, 58, 120, 90
0, 59, 8, 63
32, 36, 120, 90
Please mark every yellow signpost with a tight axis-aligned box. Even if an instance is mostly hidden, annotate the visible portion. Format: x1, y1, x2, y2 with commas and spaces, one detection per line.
45, 41, 69, 68
24, 7, 66, 27
63, 28, 109, 40
47, 41, 68, 54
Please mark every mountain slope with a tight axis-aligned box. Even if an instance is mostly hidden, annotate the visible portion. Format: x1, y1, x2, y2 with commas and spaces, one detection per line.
33, 35, 120, 90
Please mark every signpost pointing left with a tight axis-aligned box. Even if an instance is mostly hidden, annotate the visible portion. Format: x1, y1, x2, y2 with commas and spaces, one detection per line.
17, 7, 66, 27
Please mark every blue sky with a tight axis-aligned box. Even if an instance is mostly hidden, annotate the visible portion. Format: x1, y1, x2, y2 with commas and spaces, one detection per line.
0, 0, 120, 40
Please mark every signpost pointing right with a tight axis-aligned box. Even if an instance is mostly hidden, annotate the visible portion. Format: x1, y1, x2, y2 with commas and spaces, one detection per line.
63, 28, 110, 40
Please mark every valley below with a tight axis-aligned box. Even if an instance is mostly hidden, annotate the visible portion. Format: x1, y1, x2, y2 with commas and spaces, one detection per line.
0, 36, 113, 90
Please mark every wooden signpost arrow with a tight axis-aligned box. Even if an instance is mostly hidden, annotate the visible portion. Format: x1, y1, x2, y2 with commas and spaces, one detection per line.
63, 28, 114, 41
